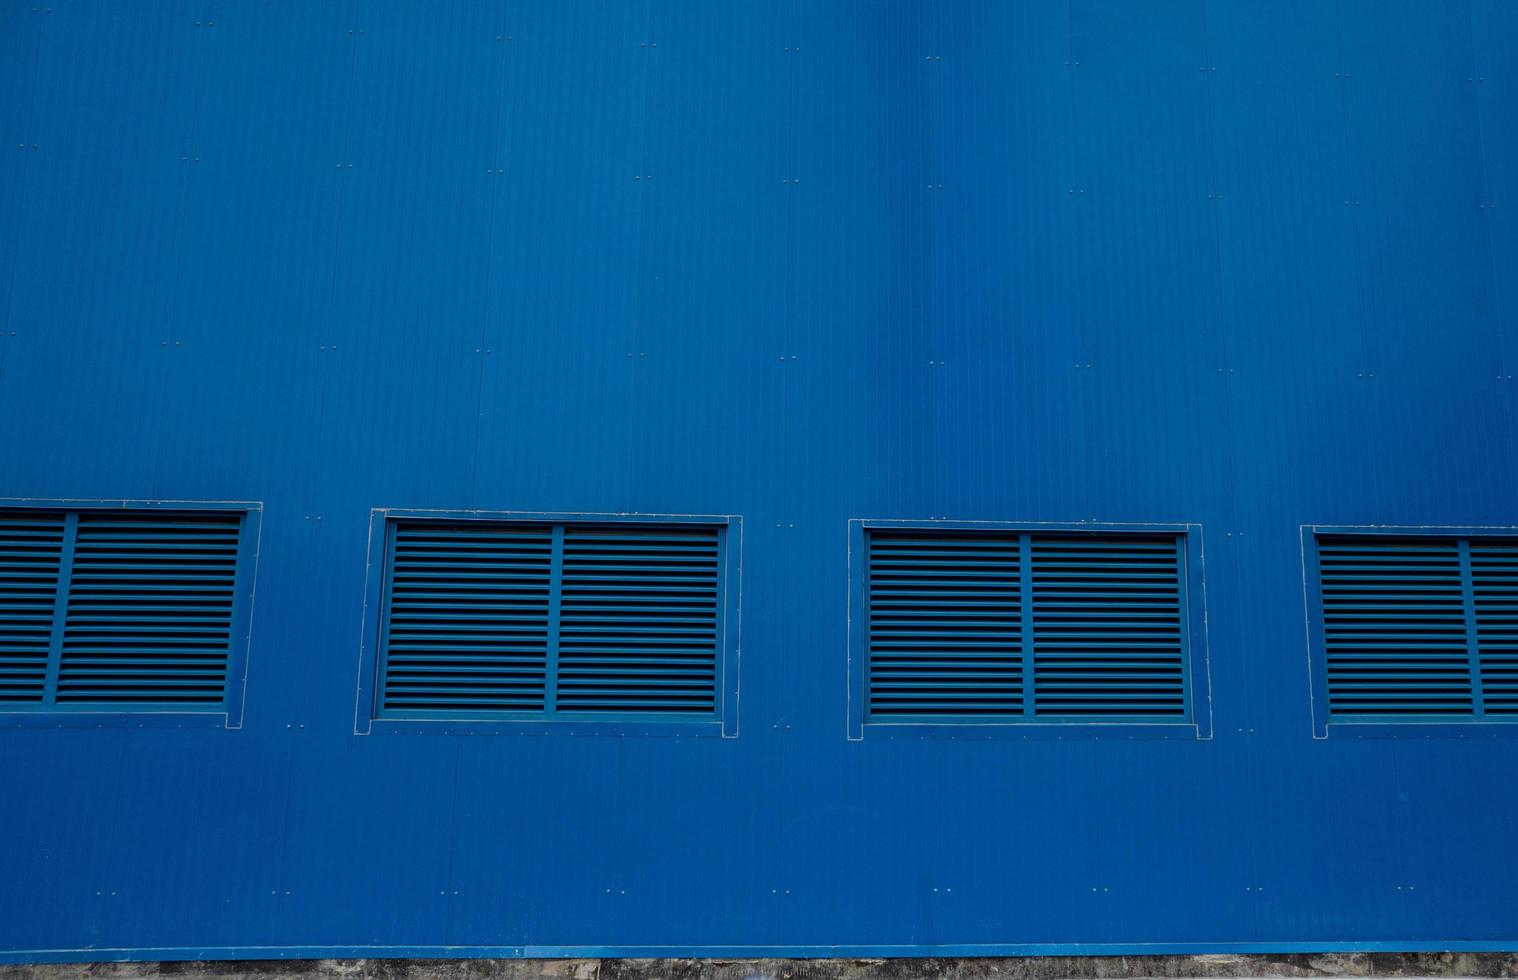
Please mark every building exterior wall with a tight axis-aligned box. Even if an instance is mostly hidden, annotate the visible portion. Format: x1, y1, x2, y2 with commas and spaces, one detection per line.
1, 0, 1516, 961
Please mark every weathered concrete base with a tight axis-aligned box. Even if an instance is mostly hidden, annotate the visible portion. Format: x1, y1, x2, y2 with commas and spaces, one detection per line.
7, 956, 1518, 980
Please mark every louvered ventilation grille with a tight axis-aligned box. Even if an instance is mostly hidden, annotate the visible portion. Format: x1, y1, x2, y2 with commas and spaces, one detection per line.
1031, 535, 1187, 717
380, 522, 552, 712
1317, 537, 1472, 716
862, 528, 1192, 722
375, 519, 726, 719
0, 512, 66, 703
556, 526, 720, 714
1471, 540, 1518, 716
56, 513, 242, 704
865, 532, 1022, 717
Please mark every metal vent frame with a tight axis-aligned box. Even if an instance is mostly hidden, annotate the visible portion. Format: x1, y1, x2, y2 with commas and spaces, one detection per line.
356, 508, 741, 737
1302, 524, 1518, 738
847, 519, 1212, 741
0, 498, 261, 729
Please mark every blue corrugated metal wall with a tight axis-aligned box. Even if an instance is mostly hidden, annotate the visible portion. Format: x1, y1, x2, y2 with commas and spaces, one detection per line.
1, 0, 1516, 960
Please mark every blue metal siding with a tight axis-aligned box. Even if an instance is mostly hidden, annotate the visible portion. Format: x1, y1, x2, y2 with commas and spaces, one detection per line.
0, 0, 1516, 960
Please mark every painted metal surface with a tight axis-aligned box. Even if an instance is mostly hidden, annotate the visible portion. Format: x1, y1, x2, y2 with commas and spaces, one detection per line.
0, 0, 1515, 961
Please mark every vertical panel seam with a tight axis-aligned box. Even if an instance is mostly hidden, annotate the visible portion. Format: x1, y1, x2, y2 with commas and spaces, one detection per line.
925, 0, 945, 520
275, 0, 364, 939
1065, 0, 1094, 520
1198, 0, 1261, 934
302, 0, 363, 515
88, 729, 131, 949
782, 0, 797, 525
1330, 0, 1373, 377
468, 0, 515, 509
625, 0, 655, 511
0, 5, 47, 388
1465, 0, 1510, 379
149, 0, 214, 496
1330, 0, 1384, 519
442, 737, 463, 942
1463, 0, 1518, 509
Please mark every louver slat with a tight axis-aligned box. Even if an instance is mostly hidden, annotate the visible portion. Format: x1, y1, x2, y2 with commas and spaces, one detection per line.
865, 532, 1021, 718
380, 522, 552, 712
0, 512, 66, 703
57, 513, 242, 704
1471, 540, 1518, 716
1317, 537, 1472, 717
1031, 535, 1186, 718
556, 526, 720, 714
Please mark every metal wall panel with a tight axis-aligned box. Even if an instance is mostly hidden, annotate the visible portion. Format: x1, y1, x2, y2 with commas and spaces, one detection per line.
1, 0, 1516, 960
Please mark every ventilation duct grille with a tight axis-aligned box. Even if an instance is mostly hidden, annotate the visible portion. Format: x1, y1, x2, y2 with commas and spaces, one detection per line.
864, 531, 1022, 718
1031, 535, 1187, 718
863, 528, 1191, 722
57, 513, 243, 705
1317, 536, 1473, 717
556, 526, 721, 713
380, 522, 553, 712
0, 512, 66, 704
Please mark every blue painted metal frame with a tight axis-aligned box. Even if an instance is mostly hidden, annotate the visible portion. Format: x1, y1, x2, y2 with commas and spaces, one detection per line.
1301, 523, 1518, 739
0, 498, 262, 730
355, 508, 741, 737
846, 519, 1213, 741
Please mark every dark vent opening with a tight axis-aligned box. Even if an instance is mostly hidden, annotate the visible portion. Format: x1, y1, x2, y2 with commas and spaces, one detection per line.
0, 512, 67, 704
865, 531, 1022, 719
863, 527, 1191, 724
56, 513, 243, 706
556, 526, 720, 714
1031, 534, 1187, 718
1317, 536, 1473, 718
380, 522, 553, 712
376, 519, 725, 720
1471, 540, 1518, 716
